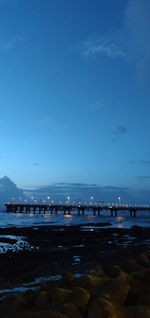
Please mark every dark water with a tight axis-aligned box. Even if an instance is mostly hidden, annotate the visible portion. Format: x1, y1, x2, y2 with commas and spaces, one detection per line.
0, 209, 150, 228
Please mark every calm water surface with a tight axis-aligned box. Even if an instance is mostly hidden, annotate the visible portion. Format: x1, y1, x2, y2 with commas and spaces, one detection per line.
0, 209, 150, 228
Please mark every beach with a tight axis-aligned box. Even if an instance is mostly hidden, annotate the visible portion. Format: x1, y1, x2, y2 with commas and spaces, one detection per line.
0, 223, 150, 317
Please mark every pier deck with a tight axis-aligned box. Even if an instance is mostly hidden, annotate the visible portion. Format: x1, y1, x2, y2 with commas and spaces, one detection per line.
5, 203, 150, 218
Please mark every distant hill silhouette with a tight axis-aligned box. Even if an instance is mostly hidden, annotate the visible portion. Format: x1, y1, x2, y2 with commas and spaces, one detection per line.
0, 176, 24, 210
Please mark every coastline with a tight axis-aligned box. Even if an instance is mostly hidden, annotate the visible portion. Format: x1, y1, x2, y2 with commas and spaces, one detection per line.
0, 224, 149, 288
0, 224, 150, 317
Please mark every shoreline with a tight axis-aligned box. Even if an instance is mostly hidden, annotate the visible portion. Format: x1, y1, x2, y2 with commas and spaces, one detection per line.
0, 224, 149, 288
0, 224, 150, 317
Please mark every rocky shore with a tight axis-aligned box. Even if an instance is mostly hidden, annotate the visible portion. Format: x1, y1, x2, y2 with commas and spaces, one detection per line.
0, 224, 150, 317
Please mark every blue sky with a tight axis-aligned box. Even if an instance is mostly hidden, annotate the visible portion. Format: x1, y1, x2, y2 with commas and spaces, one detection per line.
0, 0, 150, 197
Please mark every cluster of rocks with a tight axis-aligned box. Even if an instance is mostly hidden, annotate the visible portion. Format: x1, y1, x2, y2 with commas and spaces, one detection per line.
0, 252, 150, 318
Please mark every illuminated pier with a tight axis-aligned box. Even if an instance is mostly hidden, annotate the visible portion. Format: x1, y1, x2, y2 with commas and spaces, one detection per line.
5, 203, 150, 218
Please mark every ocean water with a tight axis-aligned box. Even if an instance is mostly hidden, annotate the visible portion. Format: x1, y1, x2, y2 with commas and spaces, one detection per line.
0, 209, 150, 229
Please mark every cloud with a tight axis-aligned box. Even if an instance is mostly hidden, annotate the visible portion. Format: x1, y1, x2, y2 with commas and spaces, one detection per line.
80, 35, 126, 60
35, 116, 67, 135
33, 162, 40, 167
0, 39, 14, 50
129, 159, 150, 165
129, 160, 135, 165
139, 160, 150, 165
24, 182, 130, 203
124, 0, 150, 85
0, 36, 23, 51
89, 100, 106, 112
113, 125, 127, 136
111, 125, 127, 142
79, 0, 150, 88
136, 176, 150, 181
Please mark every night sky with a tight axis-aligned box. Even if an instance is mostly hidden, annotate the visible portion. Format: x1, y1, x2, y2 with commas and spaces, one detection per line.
0, 0, 150, 198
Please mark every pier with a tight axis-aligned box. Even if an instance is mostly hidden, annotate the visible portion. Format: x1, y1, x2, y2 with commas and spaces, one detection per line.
5, 203, 150, 218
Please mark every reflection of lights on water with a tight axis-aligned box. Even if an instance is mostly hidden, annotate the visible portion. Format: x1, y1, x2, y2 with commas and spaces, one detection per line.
43, 214, 51, 219
64, 214, 72, 218
117, 224, 123, 229
28, 213, 34, 217
16, 213, 21, 217
116, 216, 125, 228
116, 216, 124, 222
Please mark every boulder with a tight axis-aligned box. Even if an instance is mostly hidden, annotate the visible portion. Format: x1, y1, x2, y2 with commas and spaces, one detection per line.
33, 290, 51, 310
60, 302, 83, 318
123, 306, 150, 318
100, 266, 130, 305
69, 287, 90, 314
12, 310, 70, 318
8, 293, 28, 313
49, 287, 71, 304
78, 273, 109, 289
88, 296, 123, 318
62, 271, 75, 286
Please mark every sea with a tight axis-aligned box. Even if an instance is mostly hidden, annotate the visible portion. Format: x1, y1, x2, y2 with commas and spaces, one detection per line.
0, 208, 150, 229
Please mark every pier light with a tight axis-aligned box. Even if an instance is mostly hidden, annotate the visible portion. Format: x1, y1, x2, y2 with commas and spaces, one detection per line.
24, 199, 27, 203
43, 200, 46, 203
47, 196, 50, 200
90, 196, 94, 205
59, 201, 62, 204
34, 199, 37, 203
67, 196, 70, 203
51, 200, 54, 204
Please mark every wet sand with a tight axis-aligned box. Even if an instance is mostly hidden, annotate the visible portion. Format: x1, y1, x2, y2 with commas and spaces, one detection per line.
0, 224, 150, 317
